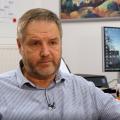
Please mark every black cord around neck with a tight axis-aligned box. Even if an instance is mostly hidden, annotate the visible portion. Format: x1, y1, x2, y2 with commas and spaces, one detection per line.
45, 89, 56, 109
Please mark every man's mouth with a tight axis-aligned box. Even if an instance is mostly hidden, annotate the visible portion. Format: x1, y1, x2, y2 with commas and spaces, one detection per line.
40, 60, 51, 63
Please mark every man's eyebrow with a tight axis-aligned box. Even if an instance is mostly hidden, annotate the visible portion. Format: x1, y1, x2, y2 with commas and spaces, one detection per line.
50, 36, 60, 39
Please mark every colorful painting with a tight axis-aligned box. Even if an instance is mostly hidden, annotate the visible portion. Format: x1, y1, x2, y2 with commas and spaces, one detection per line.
60, 0, 120, 21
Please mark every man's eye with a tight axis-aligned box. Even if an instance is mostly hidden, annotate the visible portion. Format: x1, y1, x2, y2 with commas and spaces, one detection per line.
49, 40, 58, 46
51, 41, 56, 45
33, 42, 38, 45
30, 41, 39, 46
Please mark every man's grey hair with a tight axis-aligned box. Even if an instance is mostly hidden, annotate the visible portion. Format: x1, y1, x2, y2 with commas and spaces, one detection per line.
17, 8, 62, 39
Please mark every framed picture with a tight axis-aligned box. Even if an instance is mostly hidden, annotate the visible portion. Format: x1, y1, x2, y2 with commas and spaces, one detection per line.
60, 0, 120, 21
103, 27, 120, 72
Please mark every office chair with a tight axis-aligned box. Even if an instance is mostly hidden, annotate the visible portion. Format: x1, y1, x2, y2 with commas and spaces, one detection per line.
60, 58, 71, 74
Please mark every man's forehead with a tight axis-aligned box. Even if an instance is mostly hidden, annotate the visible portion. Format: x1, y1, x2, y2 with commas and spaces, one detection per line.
26, 32, 57, 38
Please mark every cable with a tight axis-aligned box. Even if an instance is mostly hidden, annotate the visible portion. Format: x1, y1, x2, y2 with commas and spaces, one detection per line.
45, 89, 56, 109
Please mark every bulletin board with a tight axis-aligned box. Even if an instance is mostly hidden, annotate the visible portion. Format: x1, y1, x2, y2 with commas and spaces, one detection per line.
0, 0, 41, 45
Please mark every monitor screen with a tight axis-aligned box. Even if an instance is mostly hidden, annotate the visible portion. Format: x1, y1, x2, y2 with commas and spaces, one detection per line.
103, 27, 120, 72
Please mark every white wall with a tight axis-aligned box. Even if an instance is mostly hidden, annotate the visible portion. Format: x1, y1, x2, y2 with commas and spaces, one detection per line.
0, 0, 120, 82
0, 0, 42, 71
41, 0, 120, 82
0, 0, 42, 44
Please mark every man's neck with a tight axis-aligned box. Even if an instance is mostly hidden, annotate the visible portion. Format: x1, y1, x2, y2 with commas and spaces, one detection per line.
22, 68, 56, 88
26, 75, 55, 88
25, 73, 55, 88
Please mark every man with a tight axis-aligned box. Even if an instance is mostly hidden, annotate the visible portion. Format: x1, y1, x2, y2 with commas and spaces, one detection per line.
0, 8, 120, 120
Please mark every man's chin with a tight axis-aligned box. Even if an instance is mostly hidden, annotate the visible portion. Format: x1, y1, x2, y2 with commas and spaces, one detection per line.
36, 68, 56, 77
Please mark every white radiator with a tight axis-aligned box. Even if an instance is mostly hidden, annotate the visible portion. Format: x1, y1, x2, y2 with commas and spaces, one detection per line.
0, 45, 21, 73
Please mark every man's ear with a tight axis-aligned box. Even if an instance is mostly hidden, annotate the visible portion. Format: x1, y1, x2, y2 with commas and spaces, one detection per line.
17, 38, 21, 49
17, 39, 23, 55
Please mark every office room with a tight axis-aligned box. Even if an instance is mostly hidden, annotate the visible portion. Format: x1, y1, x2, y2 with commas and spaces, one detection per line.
0, 0, 120, 89
0, 0, 120, 119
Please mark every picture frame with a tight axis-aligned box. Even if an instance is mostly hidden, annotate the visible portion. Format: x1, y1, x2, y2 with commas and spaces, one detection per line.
60, 0, 120, 21
103, 26, 120, 72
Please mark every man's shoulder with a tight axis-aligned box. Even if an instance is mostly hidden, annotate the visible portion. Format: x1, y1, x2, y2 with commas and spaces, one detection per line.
0, 69, 17, 80
62, 72, 94, 87
61, 73, 97, 98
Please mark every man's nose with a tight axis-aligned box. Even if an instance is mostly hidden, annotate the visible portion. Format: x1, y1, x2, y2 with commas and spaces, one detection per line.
40, 44, 50, 57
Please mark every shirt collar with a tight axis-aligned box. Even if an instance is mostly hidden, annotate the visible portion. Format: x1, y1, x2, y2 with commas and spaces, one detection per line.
16, 60, 66, 89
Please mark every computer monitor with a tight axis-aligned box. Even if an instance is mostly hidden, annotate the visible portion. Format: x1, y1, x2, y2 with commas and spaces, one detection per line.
103, 26, 120, 72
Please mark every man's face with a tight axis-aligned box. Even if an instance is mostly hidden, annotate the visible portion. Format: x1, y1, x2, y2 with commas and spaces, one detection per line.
17, 21, 62, 79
